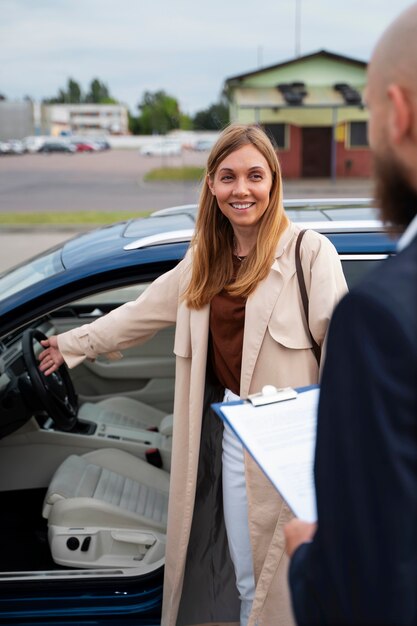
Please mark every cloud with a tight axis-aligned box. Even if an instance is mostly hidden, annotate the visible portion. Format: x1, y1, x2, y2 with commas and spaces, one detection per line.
0, 0, 414, 113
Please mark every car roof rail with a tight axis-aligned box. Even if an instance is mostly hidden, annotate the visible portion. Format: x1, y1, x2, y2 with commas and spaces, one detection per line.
283, 197, 372, 207
300, 219, 386, 233
123, 229, 195, 251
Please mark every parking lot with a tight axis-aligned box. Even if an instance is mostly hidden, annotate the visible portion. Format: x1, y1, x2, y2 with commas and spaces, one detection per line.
0, 148, 208, 213
0, 149, 374, 272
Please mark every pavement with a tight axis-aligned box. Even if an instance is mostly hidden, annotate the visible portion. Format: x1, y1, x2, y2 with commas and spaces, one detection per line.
283, 177, 373, 199
0, 229, 80, 273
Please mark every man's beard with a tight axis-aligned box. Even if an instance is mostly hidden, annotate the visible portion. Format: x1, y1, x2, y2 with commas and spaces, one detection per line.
373, 152, 417, 232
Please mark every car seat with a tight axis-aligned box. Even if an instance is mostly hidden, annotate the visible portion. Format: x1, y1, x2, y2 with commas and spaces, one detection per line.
78, 396, 173, 435
42, 448, 169, 568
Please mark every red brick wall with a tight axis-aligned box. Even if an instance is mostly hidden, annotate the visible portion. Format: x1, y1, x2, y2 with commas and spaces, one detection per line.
277, 125, 302, 179
276, 124, 372, 179
336, 141, 372, 178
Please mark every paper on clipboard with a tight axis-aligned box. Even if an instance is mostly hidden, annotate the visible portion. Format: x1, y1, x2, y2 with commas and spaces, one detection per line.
214, 387, 319, 522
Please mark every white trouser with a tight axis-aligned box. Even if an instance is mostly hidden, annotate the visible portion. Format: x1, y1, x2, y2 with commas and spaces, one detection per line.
222, 389, 255, 626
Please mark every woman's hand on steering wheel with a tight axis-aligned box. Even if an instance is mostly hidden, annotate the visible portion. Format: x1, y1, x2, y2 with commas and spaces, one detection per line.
38, 336, 65, 375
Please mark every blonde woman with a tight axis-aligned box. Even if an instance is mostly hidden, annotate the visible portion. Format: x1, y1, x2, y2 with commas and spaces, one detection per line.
39, 124, 347, 626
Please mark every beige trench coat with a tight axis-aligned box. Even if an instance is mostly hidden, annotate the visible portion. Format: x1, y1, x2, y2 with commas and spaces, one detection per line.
58, 222, 348, 626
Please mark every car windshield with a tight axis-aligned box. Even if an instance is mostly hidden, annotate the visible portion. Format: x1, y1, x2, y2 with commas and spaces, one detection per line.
0, 250, 63, 302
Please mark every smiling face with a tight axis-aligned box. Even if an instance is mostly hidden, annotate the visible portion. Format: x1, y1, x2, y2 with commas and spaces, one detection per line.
207, 143, 273, 237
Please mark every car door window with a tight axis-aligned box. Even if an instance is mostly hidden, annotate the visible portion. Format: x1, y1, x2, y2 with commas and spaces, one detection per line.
341, 255, 389, 288
73, 283, 151, 307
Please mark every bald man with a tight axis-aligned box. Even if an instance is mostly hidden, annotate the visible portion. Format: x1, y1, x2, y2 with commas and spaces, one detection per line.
284, 4, 417, 625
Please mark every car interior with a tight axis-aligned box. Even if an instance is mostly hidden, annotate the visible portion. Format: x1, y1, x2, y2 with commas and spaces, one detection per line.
0, 283, 174, 579
0, 251, 391, 581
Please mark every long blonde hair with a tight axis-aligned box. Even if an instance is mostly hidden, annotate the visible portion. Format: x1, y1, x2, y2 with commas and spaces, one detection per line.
184, 124, 288, 309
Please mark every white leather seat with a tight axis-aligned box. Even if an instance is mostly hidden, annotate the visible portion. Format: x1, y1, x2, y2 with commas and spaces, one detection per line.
43, 448, 170, 568
78, 396, 167, 430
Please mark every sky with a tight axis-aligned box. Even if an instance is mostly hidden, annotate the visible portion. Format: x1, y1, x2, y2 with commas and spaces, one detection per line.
1, 0, 415, 116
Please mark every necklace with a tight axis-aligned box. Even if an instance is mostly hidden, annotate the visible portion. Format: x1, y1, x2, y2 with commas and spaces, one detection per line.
233, 238, 246, 262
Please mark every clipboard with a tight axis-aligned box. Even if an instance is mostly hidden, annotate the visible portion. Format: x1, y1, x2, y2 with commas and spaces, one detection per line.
212, 385, 319, 522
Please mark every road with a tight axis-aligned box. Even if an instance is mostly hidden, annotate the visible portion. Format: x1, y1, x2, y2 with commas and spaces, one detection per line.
0, 149, 207, 213
0, 149, 373, 273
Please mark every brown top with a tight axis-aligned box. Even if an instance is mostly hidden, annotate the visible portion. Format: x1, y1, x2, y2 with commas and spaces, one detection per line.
209, 256, 246, 396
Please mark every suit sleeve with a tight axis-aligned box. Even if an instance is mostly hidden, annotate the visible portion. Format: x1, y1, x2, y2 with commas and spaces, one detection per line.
289, 290, 417, 625
57, 259, 187, 368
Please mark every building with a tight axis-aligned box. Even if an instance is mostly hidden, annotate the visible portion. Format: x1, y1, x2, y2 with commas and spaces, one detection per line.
0, 100, 34, 141
225, 50, 371, 179
41, 103, 129, 137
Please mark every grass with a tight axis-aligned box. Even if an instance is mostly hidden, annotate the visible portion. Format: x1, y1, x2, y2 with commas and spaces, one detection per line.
144, 166, 205, 182
0, 211, 151, 226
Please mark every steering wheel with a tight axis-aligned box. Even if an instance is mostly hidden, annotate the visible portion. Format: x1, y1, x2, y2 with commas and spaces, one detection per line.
22, 329, 78, 431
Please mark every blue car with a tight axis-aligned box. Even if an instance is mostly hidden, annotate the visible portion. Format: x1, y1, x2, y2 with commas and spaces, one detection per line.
0, 201, 397, 624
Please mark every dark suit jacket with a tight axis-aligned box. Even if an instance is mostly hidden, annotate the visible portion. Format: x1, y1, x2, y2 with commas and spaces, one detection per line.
289, 235, 417, 626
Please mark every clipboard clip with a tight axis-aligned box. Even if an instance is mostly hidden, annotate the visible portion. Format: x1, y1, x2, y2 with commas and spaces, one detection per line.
248, 385, 298, 407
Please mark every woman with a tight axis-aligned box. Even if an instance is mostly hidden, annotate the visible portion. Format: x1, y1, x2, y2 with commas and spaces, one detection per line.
39, 124, 347, 626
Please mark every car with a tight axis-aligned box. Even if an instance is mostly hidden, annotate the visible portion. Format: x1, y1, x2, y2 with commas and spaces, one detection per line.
38, 141, 76, 154
139, 140, 182, 157
193, 138, 217, 152
0, 201, 397, 624
23, 136, 47, 153
0, 139, 25, 155
0, 140, 12, 154
94, 138, 111, 150
62, 136, 111, 152
74, 141, 96, 152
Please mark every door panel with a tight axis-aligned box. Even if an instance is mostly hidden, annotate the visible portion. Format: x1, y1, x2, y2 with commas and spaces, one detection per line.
301, 127, 332, 177
50, 284, 176, 414
52, 317, 176, 413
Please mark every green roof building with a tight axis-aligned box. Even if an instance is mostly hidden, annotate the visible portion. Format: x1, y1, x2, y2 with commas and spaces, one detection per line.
225, 50, 371, 179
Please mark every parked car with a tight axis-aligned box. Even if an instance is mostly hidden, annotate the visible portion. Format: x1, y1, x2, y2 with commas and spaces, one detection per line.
139, 140, 182, 157
0, 140, 12, 154
94, 138, 111, 150
38, 141, 76, 154
23, 136, 46, 153
0, 201, 397, 624
0, 139, 25, 155
74, 141, 96, 152
67, 136, 109, 152
193, 138, 217, 151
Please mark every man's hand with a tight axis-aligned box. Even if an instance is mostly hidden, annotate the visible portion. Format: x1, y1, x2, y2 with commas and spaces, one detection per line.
38, 336, 65, 375
284, 519, 317, 558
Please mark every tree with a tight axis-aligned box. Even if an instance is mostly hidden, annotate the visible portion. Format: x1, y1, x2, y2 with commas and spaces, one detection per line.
44, 78, 82, 104
137, 90, 182, 135
193, 99, 229, 130
43, 77, 118, 105
67, 78, 82, 103
85, 78, 117, 104
179, 113, 193, 130
128, 111, 142, 135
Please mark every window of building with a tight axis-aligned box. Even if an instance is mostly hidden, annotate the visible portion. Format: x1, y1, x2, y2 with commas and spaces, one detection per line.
348, 121, 368, 148
263, 123, 288, 150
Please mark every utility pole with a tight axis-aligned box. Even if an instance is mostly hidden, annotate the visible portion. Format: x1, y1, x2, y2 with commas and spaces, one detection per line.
295, 0, 301, 57
257, 45, 263, 68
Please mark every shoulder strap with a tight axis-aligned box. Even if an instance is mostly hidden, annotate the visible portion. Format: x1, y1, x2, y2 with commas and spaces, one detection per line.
295, 230, 321, 366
